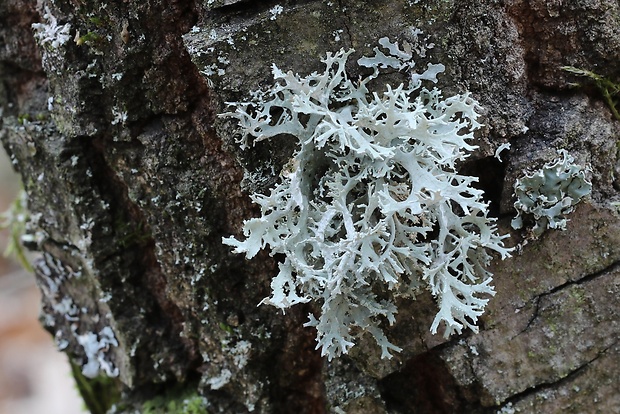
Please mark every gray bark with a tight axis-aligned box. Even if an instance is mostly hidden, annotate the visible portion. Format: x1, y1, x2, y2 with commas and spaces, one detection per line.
1, 0, 619, 413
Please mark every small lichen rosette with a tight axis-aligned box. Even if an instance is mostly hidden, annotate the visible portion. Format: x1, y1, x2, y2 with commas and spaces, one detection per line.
511, 149, 592, 236
223, 38, 512, 360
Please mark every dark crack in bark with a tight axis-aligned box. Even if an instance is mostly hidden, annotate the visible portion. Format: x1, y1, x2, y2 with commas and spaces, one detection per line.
494, 340, 618, 412
518, 259, 620, 336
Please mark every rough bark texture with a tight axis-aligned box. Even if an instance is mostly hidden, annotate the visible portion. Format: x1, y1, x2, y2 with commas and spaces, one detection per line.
1, 0, 619, 413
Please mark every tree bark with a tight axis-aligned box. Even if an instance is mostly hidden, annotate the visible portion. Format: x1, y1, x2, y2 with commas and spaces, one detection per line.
1, 0, 619, 413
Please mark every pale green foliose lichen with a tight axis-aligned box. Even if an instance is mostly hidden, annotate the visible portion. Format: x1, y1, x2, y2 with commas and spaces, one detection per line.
511, 149, 592, 236
223, 37, 512, 360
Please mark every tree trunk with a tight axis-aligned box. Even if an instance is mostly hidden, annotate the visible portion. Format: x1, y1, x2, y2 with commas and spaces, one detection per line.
1, 1, 619, 413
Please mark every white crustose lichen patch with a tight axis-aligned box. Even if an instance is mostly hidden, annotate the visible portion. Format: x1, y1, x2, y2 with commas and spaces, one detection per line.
223, 36, 512, 360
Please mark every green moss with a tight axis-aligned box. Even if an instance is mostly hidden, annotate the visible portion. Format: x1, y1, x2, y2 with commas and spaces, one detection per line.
141, 385, 208, 414
218, 322, 234, 335
562, 66, 620, 121
70, 359, 121, 414
116, 218, 151, 248
76, 31, 103, 46
88, 16, 107, 27
17, 114, 31, 124
22, 113, 47, 126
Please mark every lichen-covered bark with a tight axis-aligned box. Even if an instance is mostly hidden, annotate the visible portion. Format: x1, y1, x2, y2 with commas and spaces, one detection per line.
1, 0, 618, 413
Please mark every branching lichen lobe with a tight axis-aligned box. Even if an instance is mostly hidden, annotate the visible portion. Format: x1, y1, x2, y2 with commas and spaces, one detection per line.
223, 36, 512, 360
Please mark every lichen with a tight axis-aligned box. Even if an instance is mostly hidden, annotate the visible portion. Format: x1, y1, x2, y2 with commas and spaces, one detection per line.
36, 252, 120, 379
77, 326, 120, 378
31, 6, 72, 49
31, 5, 72, 75
511, 149, 592, 236
223, 36, 512, 360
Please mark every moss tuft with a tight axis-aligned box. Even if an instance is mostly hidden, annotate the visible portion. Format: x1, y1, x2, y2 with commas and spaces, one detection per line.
141, 386, 209, 414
